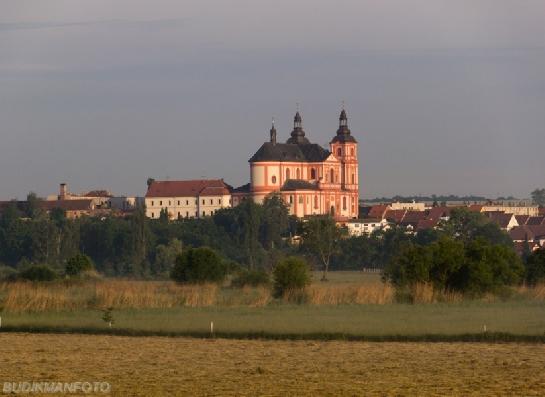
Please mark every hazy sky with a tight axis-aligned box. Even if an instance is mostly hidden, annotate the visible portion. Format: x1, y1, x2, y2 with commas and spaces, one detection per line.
1, 0, 544, 199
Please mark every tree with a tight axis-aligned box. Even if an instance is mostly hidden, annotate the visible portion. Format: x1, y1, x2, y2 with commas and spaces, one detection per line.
24, 192, 44, 219
302, 216, 343, 281
531, 188, 545, 206
525, 249, 545, 285
272, 256, 310, 298
260, 194, 289, 250
65, 253, 94, 277
170, 247, 227, 284
153, 238, 183, 276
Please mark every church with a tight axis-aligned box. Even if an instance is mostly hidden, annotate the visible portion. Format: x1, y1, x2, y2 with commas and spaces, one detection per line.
232, 109, 359, 221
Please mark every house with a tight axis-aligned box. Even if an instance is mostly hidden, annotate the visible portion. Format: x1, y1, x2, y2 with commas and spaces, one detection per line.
145, 179, 232, 220
346, 218, 389, 236
232, 109, 359, 221
390, 201, 426, 211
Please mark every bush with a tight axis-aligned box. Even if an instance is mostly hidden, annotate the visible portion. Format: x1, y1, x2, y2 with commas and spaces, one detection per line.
170, 247, 227, 284
0, 265, 18, 282
526, 249, 545, 285
19, 264, 58, 282
65, 254, 94, 277
231, 269, 271, 288
272, 256, 311, 298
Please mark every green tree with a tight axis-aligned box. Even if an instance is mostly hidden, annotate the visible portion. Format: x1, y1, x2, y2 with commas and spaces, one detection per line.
302, 216, 343, 281
525, 249, 545, 285
260, 194, 289, 250
272, 256, 311, 298
153, 238, 183, 276
531, 188, 545, 206
170, 247, 226, 284
65, 253, 94, 277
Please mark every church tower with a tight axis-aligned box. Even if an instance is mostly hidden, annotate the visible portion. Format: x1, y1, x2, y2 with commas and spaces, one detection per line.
330, 108, 359, 217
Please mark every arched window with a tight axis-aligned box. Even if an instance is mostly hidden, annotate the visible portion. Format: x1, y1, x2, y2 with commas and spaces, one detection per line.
310, 168, 316, 179
337, 148, 342, 156
286, 168, 290, 180
330, 169, 335, 183
351, 174, 355, 184
351, 148, 355, 156
314, 195, 318, 209
272, 176, 277, 184
298, 196, 303, 204
343, 197, 347, 210
296, 168, 300, 179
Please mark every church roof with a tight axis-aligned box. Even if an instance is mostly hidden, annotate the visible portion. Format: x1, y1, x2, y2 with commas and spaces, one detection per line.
281, 179, 319, 191
249, 142, 330, 163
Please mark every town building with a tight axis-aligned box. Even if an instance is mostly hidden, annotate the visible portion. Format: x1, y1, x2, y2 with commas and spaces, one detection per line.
145, 179, 231, 220
346, 218, 389, 236
232, 109, 359, 221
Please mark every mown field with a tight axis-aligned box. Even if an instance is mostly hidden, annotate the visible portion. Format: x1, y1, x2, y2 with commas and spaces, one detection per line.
1, 333, 544, 396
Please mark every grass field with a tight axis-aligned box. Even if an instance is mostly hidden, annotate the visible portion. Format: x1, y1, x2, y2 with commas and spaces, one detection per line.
1, 333, 544, 396
2, 300, 545, 339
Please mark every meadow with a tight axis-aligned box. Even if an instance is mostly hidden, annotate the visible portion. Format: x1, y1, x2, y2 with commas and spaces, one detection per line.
1, 333, 544, 396
1, 272, 544, 340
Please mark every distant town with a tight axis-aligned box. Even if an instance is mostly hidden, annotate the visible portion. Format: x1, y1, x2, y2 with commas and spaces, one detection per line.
1, 109, 544, 257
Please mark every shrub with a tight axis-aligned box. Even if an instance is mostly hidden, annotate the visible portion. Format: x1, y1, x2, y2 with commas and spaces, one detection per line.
0, 265, 18, 282
526, 249, 545, 285
170, 247, 227, 284
231, 269, 271, 288
65, 254, 94, 277
272, 256, 310, 298
19, 264, 58, 282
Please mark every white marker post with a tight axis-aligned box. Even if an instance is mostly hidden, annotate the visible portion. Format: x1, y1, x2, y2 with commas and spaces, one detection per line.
210, 321, 214, 337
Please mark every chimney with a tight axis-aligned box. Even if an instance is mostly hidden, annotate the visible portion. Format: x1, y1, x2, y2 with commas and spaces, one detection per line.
59, 183, 67, 200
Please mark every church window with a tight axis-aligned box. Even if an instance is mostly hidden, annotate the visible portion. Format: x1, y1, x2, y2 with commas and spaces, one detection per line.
286, 168, 290, 180
289, 195, 293, 204
299, 196, 304, 204
296, 168, 300, 179
210, 199, 213, 205
352, 174, 355, 184
314, 196, 318, 209
337, 148, 342, 156
330, 169, 335, 183
272, 176, 277, 184
343, 197, 347, 210
351, 148, 355, 156
310, 168, 316, 179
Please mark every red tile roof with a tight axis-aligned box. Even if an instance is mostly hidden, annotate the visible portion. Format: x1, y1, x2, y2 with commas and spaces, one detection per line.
515, 215, 530, 225
469, 205, 484, 212
39, 199, 95, 211
417, 219, 440, 230
385, 209, 407, 223
146, 180, 231, 198
486, 212, 517, 229
368, 205, 390, 219
400, 211, 427, 226
526, 216, 545, 226
509, 225, 545, 241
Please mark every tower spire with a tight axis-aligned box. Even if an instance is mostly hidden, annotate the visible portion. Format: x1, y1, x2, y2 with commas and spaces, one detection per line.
270, 117, 277, 145
287, 107, 310, 144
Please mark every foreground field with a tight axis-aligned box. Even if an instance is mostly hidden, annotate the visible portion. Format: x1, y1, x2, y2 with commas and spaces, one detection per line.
1, 333, 544, 396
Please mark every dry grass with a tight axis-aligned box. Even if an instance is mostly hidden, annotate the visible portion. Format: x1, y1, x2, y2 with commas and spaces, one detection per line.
1, 333, 544, 396
1, 278, 544, 313
307, 283, 394, 305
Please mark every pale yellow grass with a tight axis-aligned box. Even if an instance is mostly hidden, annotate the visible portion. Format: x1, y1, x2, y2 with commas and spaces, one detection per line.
1, 333, 544, 396
307, 283, 394, 305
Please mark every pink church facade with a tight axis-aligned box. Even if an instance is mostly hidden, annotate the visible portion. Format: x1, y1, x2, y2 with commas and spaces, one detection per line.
233, 109, 359, 221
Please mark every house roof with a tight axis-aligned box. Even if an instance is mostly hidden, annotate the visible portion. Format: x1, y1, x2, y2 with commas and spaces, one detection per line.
82, 190, 112, 198
469, 204, 484, 212
515, 215, 530, 225
509, 225, 545, 241
40, 199, 94, 211
146, 180, 231, 198
427, 206, 453, 220
527, 216, 545, 226
232, 183, 251, 194
417, 219, 440, 230
249, 142, 330, 163
280, 179, 318, 191
401, 211, 427, 225
486, 212, 516, 229
385, 209, 407, 223
368, 205, 390, 219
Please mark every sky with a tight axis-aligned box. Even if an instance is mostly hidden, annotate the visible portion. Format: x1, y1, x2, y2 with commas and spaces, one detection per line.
1, 0, 544, 200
